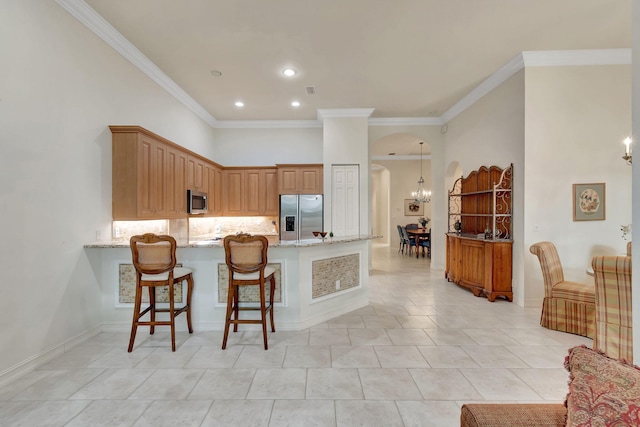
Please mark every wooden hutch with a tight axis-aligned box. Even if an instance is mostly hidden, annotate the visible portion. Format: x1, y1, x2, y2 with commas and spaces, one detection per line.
445, 164, 513, 302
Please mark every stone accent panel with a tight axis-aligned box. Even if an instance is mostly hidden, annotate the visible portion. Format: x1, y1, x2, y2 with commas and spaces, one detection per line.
119, 264, 183, 304
217, 264, 282, 304
312, 254, 359, 299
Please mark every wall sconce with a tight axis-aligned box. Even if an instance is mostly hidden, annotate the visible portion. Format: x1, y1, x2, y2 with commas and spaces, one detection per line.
622, 136, 632, 165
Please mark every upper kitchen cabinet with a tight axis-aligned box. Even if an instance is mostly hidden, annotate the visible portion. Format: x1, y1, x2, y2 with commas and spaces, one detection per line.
206, 163, 223, 216
222, 167, 278, 216
277, 164, 323, 194
166, 145, 188, 216
244, 168, 278, 216
222, 168, 244, 216
187, 154, 208, 194
112, 126, 175, 219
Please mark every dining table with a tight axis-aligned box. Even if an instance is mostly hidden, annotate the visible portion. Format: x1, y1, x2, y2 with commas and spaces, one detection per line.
406, 228, 431, 259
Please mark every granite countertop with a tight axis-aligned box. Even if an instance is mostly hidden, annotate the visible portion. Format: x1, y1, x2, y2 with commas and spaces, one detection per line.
84, 234, 382, 248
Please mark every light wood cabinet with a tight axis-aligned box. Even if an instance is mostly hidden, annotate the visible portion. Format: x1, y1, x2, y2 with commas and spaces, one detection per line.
277, 164, 323, 194
112, 127, 172, 219
166, 145, 188, 216
111, 126, 321, 220
187, 155, 207, 193
111, 126, 218, 220
445, 164, 513, 302
222, 169, 244, 216
446, 235, 513, 302
206, 164, 223, 216
223, 167, 278, 216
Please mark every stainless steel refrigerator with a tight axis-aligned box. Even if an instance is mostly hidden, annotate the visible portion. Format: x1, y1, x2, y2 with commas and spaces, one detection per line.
279, 194, 324, 241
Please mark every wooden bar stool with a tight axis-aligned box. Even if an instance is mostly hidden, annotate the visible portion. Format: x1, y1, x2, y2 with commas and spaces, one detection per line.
222, 233, 276, 350
128, 233, 194, 352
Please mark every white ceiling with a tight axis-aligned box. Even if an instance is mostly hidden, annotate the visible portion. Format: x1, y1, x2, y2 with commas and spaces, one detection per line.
75, 0, 630, 155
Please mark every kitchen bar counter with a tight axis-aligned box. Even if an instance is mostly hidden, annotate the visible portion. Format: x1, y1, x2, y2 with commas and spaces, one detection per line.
84, 235, 380, 335
84, 234, 380, 249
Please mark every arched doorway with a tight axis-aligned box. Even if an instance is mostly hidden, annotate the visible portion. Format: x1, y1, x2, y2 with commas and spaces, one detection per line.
370, 133, 433, 251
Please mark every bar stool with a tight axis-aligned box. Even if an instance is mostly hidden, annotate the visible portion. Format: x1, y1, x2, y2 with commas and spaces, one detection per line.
128, 233, 194, 352
222, 233, 276, 350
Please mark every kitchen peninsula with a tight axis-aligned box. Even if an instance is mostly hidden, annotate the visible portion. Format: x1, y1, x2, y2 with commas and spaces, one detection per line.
90, 124, 378, 333
85, 234, 379, 332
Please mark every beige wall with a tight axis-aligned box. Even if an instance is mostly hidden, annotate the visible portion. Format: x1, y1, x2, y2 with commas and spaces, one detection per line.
368, 126, 446, 267
444, 71, 526, 303
524, 65, 631, 305
373, 158, 433, 240
632, 0, 640, 362
0, 0, 217, 382
212, 127, 323, 166
443, 65, 632, 308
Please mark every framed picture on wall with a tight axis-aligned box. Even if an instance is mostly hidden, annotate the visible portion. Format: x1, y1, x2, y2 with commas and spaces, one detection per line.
573, 183, 606, 221
404, 199, 424, 216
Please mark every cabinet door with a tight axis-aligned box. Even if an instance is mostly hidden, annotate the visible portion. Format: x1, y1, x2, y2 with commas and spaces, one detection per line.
223, 169, 244, 215
278, 168, 298, 194
137, 134, 167, 217
485, 241, 513, 300
460, 239, 486, 296
298, 167, 323, 194
278, 166, 323, 194
207, 164, 223, 216
166, 146, 187, 216
244, 169, 262, 215
244, 168, 278, 215
187, 155, 207, 192
264, 168, 279, 215
446, 235, 462, 283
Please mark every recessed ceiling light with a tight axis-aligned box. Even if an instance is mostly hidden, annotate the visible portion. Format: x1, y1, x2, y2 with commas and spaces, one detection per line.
291, 101, 301, 107
282, 68, 296, 77
234, 101, 244, 108
210, 70, 222, 77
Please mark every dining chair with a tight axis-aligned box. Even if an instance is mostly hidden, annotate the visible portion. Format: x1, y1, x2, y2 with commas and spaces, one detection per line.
529, 241, 595, 338
418, 232, 431, 258
222, 233, 276, 350
401, 227, 416, 256
592, 255, 633, 362
128, 233, 194, 352
397, 225, 408, 253
627, 241, 632, 256
405, 223, 419, 230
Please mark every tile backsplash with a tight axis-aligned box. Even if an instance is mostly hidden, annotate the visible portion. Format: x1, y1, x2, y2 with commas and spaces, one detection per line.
111, 216, 278, 242
189, 216, 278, 239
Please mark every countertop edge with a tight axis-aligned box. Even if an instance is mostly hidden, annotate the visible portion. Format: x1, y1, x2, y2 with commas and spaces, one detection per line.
84, 234, 382, 249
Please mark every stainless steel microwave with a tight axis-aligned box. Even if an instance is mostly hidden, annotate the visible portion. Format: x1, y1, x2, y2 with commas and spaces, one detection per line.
187, 189, 207, 214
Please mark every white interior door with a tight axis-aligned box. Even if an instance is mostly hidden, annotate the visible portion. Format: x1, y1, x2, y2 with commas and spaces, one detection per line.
332, 165, 359, 236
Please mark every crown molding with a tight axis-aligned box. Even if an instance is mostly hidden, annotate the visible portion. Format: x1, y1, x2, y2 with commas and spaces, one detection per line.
214, 120, 322, 129
368, 117, 443, 126
522, 48, 631, 67
372, 154, 432, 161
54, 0, 218, 128
317, 108, 375, 122
440, 53, 524, 124
56, 0, 631, 131
439, 48, 631, 123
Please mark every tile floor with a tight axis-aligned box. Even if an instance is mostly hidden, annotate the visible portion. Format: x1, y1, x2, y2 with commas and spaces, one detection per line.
0, 243, 591, 426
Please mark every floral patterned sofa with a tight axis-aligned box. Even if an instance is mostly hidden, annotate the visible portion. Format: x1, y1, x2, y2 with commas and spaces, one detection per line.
460, 345, 640, 426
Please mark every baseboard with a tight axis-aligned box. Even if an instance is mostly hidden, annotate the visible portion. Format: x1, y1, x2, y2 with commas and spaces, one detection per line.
0, 325, 101, 388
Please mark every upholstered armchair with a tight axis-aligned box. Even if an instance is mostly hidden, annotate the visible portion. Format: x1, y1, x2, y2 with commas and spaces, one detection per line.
529, 242, 595, 338
592, 255, 633, 362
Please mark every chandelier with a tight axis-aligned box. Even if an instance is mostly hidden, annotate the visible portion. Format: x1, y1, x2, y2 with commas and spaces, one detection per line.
411, 141, 432, 203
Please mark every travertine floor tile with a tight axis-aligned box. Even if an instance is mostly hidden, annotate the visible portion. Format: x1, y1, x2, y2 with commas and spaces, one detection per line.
0, 244, 592, 426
